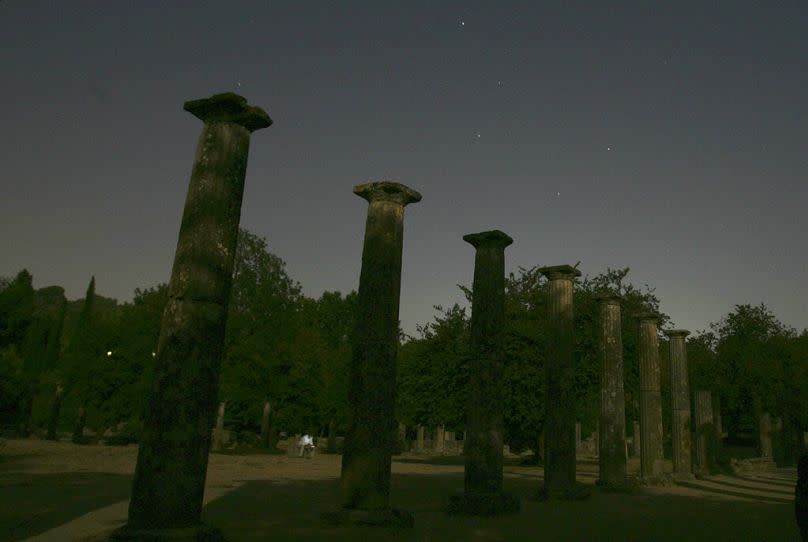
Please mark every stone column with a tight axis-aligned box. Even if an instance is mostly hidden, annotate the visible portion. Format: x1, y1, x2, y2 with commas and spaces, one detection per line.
336, 181, 420, 527
595, 294, 627, 487
435, 425, 446, 454
71, 405, 86, 444
260, 401, 272, 449
636, 312, 664, 479
46, 383, 64, 440
212, 402, 228, 452
538, 264, 587, 499
449, 230, 519, 515
113, 93, 271, 541
632, 421, 641, 457
665, 329, 692, 478
416, 425, 425, 452
694, 390, 716, 474
575, 422, 582, 454
398, 423, 407, 452
759, 412, 773, 459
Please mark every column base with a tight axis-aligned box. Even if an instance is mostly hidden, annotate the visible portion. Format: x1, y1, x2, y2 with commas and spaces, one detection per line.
109, 523, 226, 541
595, 477, 640, 493
637, 474, 675, 487
671, 472, 696, 482
447, 491, 521, 516
535, 482, 590, 501
321, 508, 414, 528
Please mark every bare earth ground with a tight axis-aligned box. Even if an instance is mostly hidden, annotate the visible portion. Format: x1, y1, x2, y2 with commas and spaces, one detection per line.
0, 438, 799, 541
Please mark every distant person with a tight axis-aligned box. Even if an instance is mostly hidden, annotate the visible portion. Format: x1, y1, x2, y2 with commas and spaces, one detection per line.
796, 453, 808, 541
298, 433, 315, 458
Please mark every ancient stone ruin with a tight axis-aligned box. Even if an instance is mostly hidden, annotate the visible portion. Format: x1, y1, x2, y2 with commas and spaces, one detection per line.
665, 329, 693, 479
636, 312, 665, 481
537, 264, 588, 500
448, 230, 519, 515
594, 293, 628, 488
330, 181, 421, 528
112, 92, 271, 541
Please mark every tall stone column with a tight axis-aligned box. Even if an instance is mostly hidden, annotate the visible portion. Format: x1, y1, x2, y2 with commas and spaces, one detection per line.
72, 405, 86, 444
665, 329, 692, 478
759, 412, 773, 459
449, 230, 519, 515
632, 421, 641, 457
260, 401, 272, 449
335, 181, 420, 527
595, 294, 627, 488
636, 312, 664, 479
435, 425, 446, 454
416, 425, 425, 452
575, 422, 582, 454
694, 390, 716, 474
538, 265, 587, 499
113, 93, 271, 541
212, 401, 228, 452
46, 383, 64, 440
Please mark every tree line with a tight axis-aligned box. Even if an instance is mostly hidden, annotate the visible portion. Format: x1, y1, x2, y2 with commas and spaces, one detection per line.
1, 229, 806, 465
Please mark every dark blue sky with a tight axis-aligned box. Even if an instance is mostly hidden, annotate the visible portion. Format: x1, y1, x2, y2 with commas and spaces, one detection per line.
2, 1, 807, 336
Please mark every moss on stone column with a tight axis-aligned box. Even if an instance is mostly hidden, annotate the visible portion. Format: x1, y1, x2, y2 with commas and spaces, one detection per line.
537, 265, 588, 500
665, 330, 693, 479
333, 181, 420, 528
594, 294, 628, 489
449, 230, 519, 515
112, 93, 271, 541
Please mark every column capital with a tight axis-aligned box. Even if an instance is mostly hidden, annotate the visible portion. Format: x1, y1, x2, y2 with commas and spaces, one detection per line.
353, 181, 422, 206
593, 292, 622, 304
183, 92, 272, 132
463, 230, 513, 249
634, 311, 661, 324
538, 264, 581, 281
664, 329, 690, 339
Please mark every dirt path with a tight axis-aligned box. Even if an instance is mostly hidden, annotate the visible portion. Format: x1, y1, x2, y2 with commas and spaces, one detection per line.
0, 439, 799, 541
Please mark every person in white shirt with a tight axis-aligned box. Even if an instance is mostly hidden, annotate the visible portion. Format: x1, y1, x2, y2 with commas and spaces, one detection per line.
298, 433, 315, 458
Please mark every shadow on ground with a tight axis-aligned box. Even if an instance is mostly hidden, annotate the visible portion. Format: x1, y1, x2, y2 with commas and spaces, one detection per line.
0, 471, 132, 541
203, 472, 799, 542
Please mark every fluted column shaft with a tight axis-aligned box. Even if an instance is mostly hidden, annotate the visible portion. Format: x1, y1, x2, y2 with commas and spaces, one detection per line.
539, 265, 581, 496
637, 314, 664, 478
694, 390, 716, 473
462, 230, 512, 497
666, 330, 692, 476
122, 94, 271, 534
260, 401, 272, 448
340, 182, 421, 511
759, 412, 773, 459
596, 295, 626, 485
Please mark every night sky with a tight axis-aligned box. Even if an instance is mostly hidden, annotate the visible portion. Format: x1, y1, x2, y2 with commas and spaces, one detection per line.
2, 1, 807, 337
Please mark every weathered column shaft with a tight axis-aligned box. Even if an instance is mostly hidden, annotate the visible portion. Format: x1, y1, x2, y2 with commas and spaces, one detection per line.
416, 425, 425, 452
340, 182, 421, 511
759, 412, 773, 459
260, 401, 272, 448
596, 295, 626, 485
46, 384, 64, 440
632, 421, 641, 457
637, 314, 664, 478
712, 395, 722, 439
216, 402, 226, 431
694, 390, 716, 472
539, 265, 581, 496
122, 93, 271, 533
435, 425, 446, 453
462, 230, 511, 497
666, 330, 692, 476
